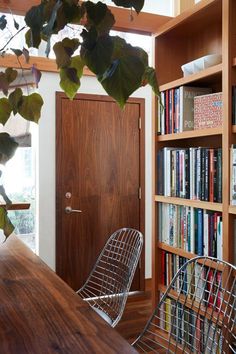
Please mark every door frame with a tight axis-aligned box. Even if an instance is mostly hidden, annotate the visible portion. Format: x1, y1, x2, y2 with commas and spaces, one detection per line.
56, 92, 145, 291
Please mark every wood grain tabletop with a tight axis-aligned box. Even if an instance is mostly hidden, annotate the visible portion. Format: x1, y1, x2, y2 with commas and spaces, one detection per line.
0, 235, 138, 354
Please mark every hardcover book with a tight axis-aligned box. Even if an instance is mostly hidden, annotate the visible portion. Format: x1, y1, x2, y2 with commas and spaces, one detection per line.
179, 86, 212, 131
194, 92, 223, 130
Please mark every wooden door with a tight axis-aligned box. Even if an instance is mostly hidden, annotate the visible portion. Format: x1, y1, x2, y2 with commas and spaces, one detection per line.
56, 93, 145, 292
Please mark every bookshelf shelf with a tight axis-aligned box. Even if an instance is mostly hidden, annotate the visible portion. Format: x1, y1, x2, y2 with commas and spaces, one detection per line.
155, 195, 223, 212
159, 64, 222, 92
232, 57, 236, 67
232, 125, 236, 133
156, 127, 222, 141
158, 242, 197, 259
228, 205, 236, 214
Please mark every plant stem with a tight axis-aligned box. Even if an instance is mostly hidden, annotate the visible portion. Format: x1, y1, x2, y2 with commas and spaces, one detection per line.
0, 26, 27, 53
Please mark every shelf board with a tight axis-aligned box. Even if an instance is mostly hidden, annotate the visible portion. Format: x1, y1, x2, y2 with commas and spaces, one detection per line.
232, 125, 236, 133
156, 127, 222, 141
232, 57, 236, 67
158, 243, 224, 271
154, 0, 219, 37
228, 205, 236, 214
0, 203, 30, 211
155, 195, 222, 212
158, 242, 197, 259
159, 64, 222, 91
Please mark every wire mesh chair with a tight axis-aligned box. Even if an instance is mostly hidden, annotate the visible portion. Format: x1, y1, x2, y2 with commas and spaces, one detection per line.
133, 256, 236, 353
77, 228, 143, 327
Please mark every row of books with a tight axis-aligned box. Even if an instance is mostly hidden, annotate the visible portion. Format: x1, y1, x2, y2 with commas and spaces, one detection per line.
157, 86, 212, 135
157, 86, 223, 135
159, 204, 223, 258
159, 293, 222, 352
157, 147, 222, 202
230, 144, 236, 205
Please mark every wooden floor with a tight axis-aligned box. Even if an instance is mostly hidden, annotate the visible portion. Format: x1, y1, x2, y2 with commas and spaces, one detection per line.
116, 283, 152, 345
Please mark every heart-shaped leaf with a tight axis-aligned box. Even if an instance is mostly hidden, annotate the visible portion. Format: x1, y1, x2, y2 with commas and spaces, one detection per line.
53, 38, 80, 68
11, 48, 22, 57
142, 66, 160, 96
18, 93, 43, 123
8, 88, 23, 115
81, 32, 113, 75
0, 72, 9, 96
23, 47, 30, 63
0, 207, 14, 239
5, 68, 18, 84
14, 19, 19, 30
111, 0, 144, 13
0, 98, 12, 125
25, 3, 45, 47
98, 36, 146, 107
0, 133, 18, 158
0, 15, 7, 31
42, 0, 62, 36
60, 55, 84, 99
84, 1, 115, 34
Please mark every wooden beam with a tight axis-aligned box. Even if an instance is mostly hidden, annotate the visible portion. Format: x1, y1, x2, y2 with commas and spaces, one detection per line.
0, 0, 172, 34
0, 54, 94, 76
174, 0, 195, 16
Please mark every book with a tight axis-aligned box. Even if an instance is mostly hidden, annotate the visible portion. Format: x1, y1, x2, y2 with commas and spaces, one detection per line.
194, 92, 223, 130
179, 86, 212, 132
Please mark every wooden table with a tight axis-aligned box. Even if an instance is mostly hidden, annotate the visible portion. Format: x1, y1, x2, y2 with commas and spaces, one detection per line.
0, 235, 138, 354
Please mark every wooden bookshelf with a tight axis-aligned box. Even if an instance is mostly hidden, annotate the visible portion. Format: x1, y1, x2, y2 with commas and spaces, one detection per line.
153, 0, 235, 322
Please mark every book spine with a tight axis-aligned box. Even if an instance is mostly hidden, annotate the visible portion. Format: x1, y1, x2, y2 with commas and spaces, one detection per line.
197, 209, 203, 255
204, 148, 209, 201
217, 148, 222, 203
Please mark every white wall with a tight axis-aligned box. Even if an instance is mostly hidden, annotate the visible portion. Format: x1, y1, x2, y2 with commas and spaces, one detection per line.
37, 73, 153, 279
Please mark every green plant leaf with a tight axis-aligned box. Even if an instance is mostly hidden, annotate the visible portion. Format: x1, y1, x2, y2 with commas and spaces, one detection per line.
84, 1, 115, 34
18, 93, 43, 123
0, 15, 7, 30
5, 68, 18, 84
42, 0, 62, 36
0, 98, 12, 125
0, 133, 18, 158
14, 18, 19, 30
81, 31, 113, 75
53, 38, 80, 68
60, 55, 84, 99
25, 3, 45, 47
142, 66, 160, 96
22, 47, 30, 63
0, 207, 14, 239
0, 72, 9, 96
111, 0, 144, 13
8, 88, 23, 115
10, 48, 22, 57
98, 36, 147, 107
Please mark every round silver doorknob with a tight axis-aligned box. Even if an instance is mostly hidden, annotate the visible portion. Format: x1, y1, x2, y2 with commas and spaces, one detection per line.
65, 206, 82, 214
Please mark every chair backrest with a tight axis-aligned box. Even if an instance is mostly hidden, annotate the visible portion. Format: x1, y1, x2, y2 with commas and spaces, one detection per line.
78, 228, 143, 327
133, 256, 236, 353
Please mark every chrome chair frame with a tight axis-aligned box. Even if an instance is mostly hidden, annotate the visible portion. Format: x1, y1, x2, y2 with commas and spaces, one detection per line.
133, 256, 236, 353
77, 228, 143, 327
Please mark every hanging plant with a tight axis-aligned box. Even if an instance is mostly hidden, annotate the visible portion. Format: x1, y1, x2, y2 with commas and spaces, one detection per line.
0, 0, 160, 238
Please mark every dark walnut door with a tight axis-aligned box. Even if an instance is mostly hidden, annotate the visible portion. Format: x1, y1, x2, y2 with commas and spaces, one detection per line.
56, 93, 145, 292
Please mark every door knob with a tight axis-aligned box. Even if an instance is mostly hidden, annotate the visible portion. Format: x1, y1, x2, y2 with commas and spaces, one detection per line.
65, 206, 82, 214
